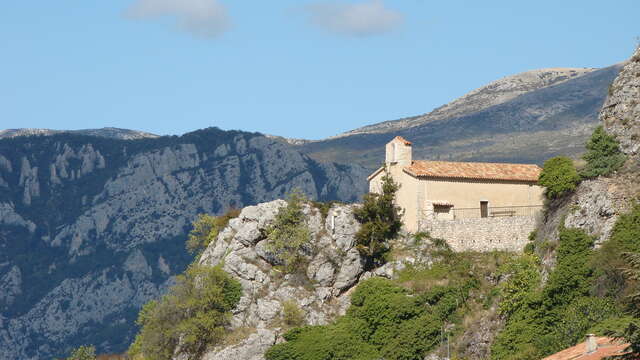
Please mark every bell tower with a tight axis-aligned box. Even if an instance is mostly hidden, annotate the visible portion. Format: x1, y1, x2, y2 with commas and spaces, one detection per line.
385, 136, 412, 166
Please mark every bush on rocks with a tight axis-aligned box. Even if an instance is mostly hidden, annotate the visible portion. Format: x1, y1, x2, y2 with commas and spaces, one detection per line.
128, 265, 241, 360
581, 126, 626, 179
266, 191, 312, 273
538, 156, 581, 199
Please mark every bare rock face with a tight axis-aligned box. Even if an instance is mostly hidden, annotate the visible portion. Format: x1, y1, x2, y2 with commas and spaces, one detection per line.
532, 48, 640, 277
197, 200, 366, 360
602, 47, 640, 157
556, 48, 640, 245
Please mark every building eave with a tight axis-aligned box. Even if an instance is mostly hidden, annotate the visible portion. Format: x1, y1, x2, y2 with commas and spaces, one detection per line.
367, 166, 385, 181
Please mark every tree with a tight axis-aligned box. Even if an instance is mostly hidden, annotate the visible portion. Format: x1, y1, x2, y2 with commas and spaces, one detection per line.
128, 265, 242, 360
538, 156, 581, 199
66, 345, 96, 360
581, 126, 626, 178
353, 168, 402, 264
266, 191, 311, 273
186, 209, 241, 254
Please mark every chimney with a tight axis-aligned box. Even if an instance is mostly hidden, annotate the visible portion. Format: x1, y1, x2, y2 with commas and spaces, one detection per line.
586, 334, 598, 354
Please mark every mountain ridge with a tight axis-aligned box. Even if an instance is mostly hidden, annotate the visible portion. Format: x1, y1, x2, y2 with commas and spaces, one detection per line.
297, 64, 623, 168
0, 127, 159, 140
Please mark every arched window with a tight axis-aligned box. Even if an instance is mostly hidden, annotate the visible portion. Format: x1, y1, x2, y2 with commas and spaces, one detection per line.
393, 142, 397, 162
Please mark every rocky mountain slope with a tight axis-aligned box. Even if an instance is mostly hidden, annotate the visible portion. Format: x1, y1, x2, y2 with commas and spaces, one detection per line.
0, 127, 159, 140
298, 65, 622, 168
0, 128, 367, 360
537, 46, 640, 249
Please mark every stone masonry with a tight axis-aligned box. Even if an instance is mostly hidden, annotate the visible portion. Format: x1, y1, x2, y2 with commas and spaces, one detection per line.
421, 215, 539, 252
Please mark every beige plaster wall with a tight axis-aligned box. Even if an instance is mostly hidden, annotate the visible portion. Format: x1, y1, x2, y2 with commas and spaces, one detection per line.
424, 178, 544, 209
385, 139, 412, 166
369, 164, 422, 232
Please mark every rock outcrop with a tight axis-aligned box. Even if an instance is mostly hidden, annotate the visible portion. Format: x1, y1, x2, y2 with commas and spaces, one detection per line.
541, 47, 640, 247
196, 200, 366, 360
602, 47, 640, 158
0, 128, 367, 360
192, 199, 446, 360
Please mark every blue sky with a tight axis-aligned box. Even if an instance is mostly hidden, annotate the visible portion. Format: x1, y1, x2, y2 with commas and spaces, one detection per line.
1, 1, 638, 139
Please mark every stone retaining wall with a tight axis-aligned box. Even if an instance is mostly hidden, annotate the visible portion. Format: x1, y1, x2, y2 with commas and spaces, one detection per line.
420, 216, 539, 252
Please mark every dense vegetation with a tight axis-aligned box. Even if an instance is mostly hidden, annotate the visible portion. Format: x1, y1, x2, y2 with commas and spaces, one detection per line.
538, 156, 581, 199
266, 238, 513, 360
537, 127, 625, 200
266, 191, 312, 273
581, 126, 626, 178
128, 265, 241, 360
64, 345, 96, 360
492, 204, 640, 359
353, 168, 402, 265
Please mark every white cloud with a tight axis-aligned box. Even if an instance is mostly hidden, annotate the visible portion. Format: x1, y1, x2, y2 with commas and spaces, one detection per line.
304, 0, 403, 37
125, 0, 230, 38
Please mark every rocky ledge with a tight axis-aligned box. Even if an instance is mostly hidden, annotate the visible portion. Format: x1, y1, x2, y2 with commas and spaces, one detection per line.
194, 200, 364, 360
193, 199, 426, 360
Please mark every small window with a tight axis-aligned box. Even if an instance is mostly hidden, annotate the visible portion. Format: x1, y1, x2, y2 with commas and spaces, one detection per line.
434, 204, 453, 220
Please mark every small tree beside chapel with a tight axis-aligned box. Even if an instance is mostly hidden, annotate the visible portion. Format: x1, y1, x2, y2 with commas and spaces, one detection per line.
353, 168, 402, 265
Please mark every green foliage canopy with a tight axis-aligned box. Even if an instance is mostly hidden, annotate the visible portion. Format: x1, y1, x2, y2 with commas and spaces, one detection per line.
497, 254, 541, 316
353, 168, 402, 263
66, 345, 96, 360
538, 156, 581, 199
266, 191, 311, 273
491, 227, 599, 359
265, 247, 488, 360
581, 126, 626, 178
128, 265, 241, 360
186, 209, 241, 254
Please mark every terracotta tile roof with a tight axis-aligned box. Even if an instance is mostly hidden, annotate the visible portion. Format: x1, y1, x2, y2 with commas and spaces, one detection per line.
542, 337, 632, 360
393, 136, 412, 146
404, 160, 541, 182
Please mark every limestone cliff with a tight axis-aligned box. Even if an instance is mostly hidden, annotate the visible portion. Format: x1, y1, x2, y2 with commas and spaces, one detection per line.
537, 47, 640, 250
191, 200, 429, 360
0, 128, 367, 360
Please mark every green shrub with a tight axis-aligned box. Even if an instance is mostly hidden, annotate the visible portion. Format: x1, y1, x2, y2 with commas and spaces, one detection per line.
538, 156, 581, 199
542, 227, 595, 308
491, 227, 596, 360
580, 126, 626, 178
592, 205, 640, 300
265, 277, 467, 360
310, 200, 342, 220
523, 242, 535, 255
282, 301, 306, 328
497, 254, 541, 316
66, 345, 96, 360
128, 265, 241, 360
266, 191, 311, 273
552, 297, 621, 350
588, 315, 634, 335
353, 168, 402, 264
186, 208, 241, 254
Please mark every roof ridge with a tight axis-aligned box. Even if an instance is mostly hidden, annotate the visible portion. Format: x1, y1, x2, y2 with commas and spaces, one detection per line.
412, 159, 541, 167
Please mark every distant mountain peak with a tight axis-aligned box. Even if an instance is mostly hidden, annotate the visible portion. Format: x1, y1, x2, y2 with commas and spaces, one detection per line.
0, 127, 159, 140
331, 67, 597, 139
